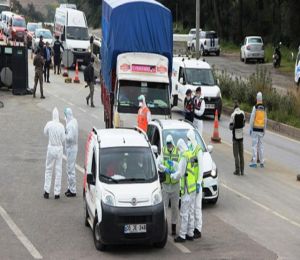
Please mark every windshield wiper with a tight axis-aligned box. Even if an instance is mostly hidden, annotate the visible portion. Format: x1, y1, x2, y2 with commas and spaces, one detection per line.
99, 174, 119, 183
201, 82, 214, 86
119, 178, 147, 182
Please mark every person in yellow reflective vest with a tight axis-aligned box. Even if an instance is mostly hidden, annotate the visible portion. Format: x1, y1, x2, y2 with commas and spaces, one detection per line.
171, 139, 197, 243
158, 135, 179, 236
249, 92, 267, 168
187, 129, 203, 239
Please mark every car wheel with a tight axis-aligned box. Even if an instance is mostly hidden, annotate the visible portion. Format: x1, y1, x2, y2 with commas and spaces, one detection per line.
297, 79, 300, 86
209, 195, 218, 205
153, 220, 168, 249
93, 217, 106, 251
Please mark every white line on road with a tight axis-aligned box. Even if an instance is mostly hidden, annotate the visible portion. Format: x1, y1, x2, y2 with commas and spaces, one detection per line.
168, 236, 191, 254
221, 183, 300, 229
79, 107, 87, 113
0, 206, 43, 259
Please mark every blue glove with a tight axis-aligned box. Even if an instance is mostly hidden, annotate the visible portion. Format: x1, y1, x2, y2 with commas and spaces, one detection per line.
165, 168, 171, 174
167, 160, 174, 167
196, 183, 200, 194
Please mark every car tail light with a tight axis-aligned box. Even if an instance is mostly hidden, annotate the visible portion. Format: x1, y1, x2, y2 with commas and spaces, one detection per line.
204, 40, 206, 45
246, 45, 251, 50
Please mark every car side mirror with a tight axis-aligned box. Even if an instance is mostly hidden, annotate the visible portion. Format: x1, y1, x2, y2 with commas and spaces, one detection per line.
87, 174, 95, 185
207, 145, 213, 154
151, 145, 158, 156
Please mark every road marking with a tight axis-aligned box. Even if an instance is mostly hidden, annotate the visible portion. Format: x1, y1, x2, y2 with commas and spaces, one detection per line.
168, 235, 191, 253
79, 107, 87, 113
221, 183, 300, 229
0, 206, 43, 259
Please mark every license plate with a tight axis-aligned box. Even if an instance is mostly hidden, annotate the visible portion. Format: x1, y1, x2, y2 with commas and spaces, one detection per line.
205, 104, 215, 109
124, 224, 147, 234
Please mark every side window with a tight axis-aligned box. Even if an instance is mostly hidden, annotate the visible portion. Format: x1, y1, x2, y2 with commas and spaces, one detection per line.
152, 127, 161, 155
178, 67, 185, 82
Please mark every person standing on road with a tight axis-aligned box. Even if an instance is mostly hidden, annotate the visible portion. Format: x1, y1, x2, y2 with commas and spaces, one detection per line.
84, 57, 95, 107
64, 108, 78, 197
187, 129, 203, 239
229, 101, 246, 175
171, 139, 197, 243
193, 87, 205, 135
158, 135, 180, 236
184, 89, 194, 123
249, 92, 267, 168
53, 35, 64, 75
137, 94, 151, 132
33, 48, 45, 99
43, 107, 66, 199
43, 42, 52, 83
38, 35, 44, 50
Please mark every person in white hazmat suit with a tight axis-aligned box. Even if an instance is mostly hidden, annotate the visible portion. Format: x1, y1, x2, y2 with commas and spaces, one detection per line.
193, 87, 206, 135
43, 107, 66, 199
64, 108, 79, 197
187, 129, 203, 239
171, 139, 197, 243
158, 135, 180, 236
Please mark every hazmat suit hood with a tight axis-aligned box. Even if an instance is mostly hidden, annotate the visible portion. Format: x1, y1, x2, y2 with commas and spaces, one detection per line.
166, 134, 175, 146
52, 107, 59, 123
187, 129, 197, 148
177, 139, 188, 154
257, 92, 263, 103
138, 95, 146, 107
64, 108, 73, 123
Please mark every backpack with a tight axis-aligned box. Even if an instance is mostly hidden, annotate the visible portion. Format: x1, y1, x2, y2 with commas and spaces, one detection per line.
84, 65, 91, 82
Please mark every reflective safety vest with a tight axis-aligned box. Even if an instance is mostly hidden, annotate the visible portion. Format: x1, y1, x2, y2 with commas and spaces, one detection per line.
180, 151, 197, 196
163, 146, 179, 185
191, 144, 202, 183
137, 106, 150, 132
253, 103, 265, 131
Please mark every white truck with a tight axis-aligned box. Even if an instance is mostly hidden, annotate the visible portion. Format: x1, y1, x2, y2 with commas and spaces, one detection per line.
172, 57, 222, 118
54, 7, 91, 66
83, 127, 167, 251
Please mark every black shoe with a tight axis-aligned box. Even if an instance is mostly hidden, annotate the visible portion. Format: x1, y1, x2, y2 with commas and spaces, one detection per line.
174, 236, 186, 243
40, 96, 45, 99
194, 229, 202, 239
186, 235, 194, 241
65, 190, 76, 197
241, 171, 244, 176
233, 171, 240, 175
91, 104, 95, 108
47, 81, 50, 83
172, 224, 176, 236
86, 97, 89, 105
44, 192, 49, 199
54, 195, 60, 199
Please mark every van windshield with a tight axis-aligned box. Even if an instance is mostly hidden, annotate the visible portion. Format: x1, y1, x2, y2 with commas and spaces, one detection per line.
185, 68, 216, 86
66, 26, 89, 40
118, 80, 170, 115
99, 147, 157, 184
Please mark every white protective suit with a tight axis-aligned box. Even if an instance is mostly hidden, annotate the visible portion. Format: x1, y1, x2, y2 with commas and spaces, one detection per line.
171, 139, 196, 239
193, 95, 205, 135
187, 129, 204, 233
44, 108, 66, 195
138, 95, 151, 122
65, 108, 79, 194
158, 135, 179, 225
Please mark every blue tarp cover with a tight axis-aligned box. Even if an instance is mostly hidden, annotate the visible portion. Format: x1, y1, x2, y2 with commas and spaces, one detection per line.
101, 0, 173, 90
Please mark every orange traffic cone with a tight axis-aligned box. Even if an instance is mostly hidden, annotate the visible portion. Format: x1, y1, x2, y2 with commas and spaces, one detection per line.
211, 110, 221, 143
73, 61, 80, 83
63, 65, 69, 77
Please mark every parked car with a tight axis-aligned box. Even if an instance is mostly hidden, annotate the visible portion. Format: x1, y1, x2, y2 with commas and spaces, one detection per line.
26, 22, 40, 48
8, 14, 26, 41
240, 36, 265, 63
187, 28, 201, 50
32, 28, 53, 52
84, 127, 167, 251
147, 119, 219, 204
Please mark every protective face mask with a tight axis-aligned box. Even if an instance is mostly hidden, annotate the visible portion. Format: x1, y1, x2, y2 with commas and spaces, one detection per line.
186, 96, 191, 100
139, 102, 143, 107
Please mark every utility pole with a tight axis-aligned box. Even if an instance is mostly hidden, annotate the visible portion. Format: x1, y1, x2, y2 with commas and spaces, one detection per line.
196, 0, 200, 59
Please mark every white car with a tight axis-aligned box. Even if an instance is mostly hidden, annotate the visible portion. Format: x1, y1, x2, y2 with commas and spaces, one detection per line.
147, 119, 219, 204
84, 127, 168, 251
187, 28, 201, 50
240, 36, 265, 63
32, 28, 53, 52
189, 31, 220, 56
295, 48, 300, 86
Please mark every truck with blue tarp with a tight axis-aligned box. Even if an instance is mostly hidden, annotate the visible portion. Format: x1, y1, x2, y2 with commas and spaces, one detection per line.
101, 0, 173, 128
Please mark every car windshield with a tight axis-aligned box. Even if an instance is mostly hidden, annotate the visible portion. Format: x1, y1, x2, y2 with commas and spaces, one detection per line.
27, 23, 37, 32
13, 19, 26, 28
66, 26, 89, 40
0, 6, 10, 13
162, 129, 207, 152
248, 37, 262, 44
99, 147, 157, 184
36, 30, 52, 39
185, 68, 216, 86
118, 80, 170, 115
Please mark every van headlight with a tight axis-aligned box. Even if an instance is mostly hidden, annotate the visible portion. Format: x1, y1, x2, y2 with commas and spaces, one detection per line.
102, 191, 115, 206
152, 189, 162, 206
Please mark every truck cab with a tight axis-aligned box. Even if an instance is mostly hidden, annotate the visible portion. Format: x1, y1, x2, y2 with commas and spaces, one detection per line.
172, 57, 222, 118
83, 127, 167, 251
113, 52, 171, 128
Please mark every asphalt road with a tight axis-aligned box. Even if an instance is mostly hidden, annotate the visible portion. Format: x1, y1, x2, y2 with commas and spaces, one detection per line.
0, 56, 300, 259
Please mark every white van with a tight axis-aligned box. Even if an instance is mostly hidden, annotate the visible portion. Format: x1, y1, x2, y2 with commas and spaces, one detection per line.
83, 127, 167, 251
54, 7, 91, 66
172, 57, 222, 118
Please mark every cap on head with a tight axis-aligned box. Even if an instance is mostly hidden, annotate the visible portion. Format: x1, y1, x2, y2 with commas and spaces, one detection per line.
256, 92, 263, 102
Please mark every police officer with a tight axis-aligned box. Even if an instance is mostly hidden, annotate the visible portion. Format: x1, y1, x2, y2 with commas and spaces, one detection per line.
193, 87, 205, 135
158, 135, 180, 236
53, 35, 64, 75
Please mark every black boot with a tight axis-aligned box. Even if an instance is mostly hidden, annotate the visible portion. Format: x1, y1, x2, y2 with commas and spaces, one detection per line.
43, 192, 49, 199
172, 224, 176, 236
54, 195, 60, 199
186, 235, 194, 241
65, 190, 76, 197
194, 228, 202, 239
174, 236, 185, 243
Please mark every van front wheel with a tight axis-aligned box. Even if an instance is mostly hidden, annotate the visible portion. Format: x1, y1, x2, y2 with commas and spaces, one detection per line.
153, 220, 168, 249
93, 218, 106, 251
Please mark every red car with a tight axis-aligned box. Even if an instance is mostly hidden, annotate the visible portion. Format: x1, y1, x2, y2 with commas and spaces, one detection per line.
8, 15, 26, 42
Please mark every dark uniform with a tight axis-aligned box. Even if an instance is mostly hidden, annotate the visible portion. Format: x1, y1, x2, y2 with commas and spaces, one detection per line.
53, 39, 64, 74
33, 52, 45, 98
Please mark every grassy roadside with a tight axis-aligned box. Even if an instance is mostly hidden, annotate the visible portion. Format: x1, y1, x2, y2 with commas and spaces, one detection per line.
221, 41, 297, 74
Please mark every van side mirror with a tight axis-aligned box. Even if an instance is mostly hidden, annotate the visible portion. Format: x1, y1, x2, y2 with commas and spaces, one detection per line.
207, 145, 213, 154
87, 174, 95, 185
